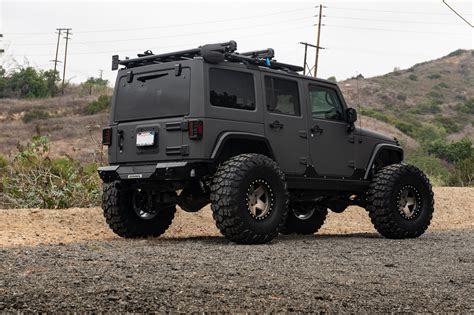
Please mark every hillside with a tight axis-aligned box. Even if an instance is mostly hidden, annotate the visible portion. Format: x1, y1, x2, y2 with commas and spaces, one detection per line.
0, 49, 472, 168
339, 49, 474, 146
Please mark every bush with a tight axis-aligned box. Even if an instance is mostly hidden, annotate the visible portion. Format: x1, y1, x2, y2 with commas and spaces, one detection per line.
428, 73, 441, 80
448, 156, 474, 187
408, 74, 417, 81
427, 138, 472, 163
22, 109, 50, 123
396, 94, 407, 101
0, 136, 101, 209
1, 67, 59, 98
406, 155, 449, 186
85, 95, 111, 115
433, 116, 460, 133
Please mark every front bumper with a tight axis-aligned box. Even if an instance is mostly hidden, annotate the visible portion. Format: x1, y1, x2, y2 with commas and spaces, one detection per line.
97, 161, 210, 182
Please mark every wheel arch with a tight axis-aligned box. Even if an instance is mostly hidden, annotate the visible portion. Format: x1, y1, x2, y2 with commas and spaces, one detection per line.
364, 144, 404, 179
211, 132, 275, 163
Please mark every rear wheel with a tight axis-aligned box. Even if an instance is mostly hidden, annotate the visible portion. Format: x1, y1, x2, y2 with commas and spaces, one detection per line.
210, 153, 289, 244
281, 204, 328, 235
366, 163, 434, 239
102, 181, 176, 238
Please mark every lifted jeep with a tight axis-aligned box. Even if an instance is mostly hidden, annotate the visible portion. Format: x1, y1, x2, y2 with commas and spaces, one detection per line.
98, 41, 434, 244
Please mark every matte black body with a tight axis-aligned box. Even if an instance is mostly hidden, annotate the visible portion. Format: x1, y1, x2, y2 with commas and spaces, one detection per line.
99, 54, 403, 196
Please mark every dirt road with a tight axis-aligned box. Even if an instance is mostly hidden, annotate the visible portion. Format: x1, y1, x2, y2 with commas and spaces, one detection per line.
1, 187, 473, 312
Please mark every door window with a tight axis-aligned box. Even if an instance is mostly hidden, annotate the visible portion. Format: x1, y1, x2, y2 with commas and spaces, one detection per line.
308, 85, 344, 121
265, 76, 300, 116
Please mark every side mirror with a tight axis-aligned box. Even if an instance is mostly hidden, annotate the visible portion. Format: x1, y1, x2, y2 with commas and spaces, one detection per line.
346, 107, 358, 124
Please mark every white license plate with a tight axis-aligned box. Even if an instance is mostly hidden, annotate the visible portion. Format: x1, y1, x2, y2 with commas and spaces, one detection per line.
136, 131, 155, 147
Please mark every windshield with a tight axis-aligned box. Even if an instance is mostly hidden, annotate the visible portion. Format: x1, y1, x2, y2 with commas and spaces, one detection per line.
114, 67, 190, 122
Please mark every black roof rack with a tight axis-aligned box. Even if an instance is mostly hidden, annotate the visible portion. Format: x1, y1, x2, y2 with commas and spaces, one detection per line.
112, 40, 303, 73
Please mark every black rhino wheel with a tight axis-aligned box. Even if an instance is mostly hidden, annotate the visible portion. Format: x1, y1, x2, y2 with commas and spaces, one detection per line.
102, 181, 176, 238
366, 163, 434, 239
281, 204, 328, 235
210, 153, 289, 244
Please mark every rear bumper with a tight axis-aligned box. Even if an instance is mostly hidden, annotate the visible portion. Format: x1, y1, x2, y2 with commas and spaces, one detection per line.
97, 161, 211, 182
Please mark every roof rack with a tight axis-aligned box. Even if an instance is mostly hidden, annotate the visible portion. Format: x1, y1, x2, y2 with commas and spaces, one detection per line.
112, 40, 303, 73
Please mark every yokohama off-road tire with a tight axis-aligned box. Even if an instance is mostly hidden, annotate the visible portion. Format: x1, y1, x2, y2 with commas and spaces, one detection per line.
366, 163, 434, 239
210, 153, 289, 244
282, 206, 328, 235
102, 181, 176, 238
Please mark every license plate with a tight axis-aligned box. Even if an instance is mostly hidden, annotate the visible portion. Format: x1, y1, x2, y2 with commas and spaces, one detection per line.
136, 131, 155, 147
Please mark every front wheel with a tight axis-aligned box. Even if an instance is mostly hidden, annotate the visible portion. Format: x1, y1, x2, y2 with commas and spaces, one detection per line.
102, 181, 176, 238
210, 153, 289, 244
366, 163, 434, 239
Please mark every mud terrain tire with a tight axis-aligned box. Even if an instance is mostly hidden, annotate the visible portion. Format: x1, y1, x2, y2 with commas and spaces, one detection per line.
366, 163, 434, 239
210, 153, 289, 244
102, 181, 176, 238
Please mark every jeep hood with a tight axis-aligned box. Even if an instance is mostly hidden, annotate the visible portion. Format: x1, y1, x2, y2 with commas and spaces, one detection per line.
357, 128, 396, 144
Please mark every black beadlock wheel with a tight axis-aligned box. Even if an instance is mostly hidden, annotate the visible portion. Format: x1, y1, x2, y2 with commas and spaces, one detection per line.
102, 181, 176, 238
210, 153, 289, 244
366, 163, 434, 239
281, 205, 328, 235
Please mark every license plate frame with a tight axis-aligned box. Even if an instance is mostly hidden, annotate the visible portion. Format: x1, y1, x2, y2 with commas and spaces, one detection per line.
136, 130, 155, 147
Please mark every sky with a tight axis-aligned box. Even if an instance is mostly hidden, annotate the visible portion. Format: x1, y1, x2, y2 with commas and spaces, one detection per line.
0, 0, 472, 85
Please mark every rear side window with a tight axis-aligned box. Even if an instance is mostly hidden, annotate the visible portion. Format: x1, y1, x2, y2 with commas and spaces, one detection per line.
265, 76, 300, 116
209, 68, 256, 110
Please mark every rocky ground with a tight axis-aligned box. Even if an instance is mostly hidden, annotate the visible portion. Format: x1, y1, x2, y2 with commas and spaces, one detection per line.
0, 187, 473, 312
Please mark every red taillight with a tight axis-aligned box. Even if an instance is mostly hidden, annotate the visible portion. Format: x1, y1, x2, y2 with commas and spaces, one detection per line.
102, 127, 112, 146
188, 120, 203, 140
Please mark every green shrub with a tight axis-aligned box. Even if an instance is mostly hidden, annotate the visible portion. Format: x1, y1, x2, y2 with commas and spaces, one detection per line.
428, 73, 441, 80
427, 138, 472, 163
326, 76, 337, 82
85, 95, 111, 115
22, 109, 50, 123
0, 136, 101, 209
448, 156, 474, 187
458, 98, 474, 114
396, 94, 407, 101
1, 67, 59, 98
433, 116, 460, 133
408, 74, 417, 81
406, 154, 449, 186
436, 82, 449, 89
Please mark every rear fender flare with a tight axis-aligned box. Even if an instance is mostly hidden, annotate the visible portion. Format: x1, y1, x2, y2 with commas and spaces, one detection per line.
211, 132, 274, 161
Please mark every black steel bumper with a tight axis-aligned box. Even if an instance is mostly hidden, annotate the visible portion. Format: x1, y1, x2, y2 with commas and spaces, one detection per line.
97, 161, 210, 182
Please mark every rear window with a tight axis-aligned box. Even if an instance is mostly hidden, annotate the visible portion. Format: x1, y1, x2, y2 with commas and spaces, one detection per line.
209, 68, 256, 110
114, 68, 190, 122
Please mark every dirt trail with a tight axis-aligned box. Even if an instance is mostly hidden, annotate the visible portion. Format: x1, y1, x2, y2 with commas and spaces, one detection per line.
0, 187, 472, 247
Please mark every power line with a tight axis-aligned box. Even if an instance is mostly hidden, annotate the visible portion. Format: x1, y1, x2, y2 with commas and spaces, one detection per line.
320, 15, 468, 26
11, 16, 314, 47
3, 7, 314, 36
325, 6, 467, 15
324, 24, 472, 36
442, 0, 473, 27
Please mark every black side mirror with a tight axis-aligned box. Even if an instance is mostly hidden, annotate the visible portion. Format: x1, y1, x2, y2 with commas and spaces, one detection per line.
346, 107, 358, 124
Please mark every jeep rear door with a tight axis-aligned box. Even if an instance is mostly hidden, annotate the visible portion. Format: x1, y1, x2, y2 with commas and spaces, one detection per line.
263, 75, 308, 175
112, 64, 191, 163
305, 83, 356, 177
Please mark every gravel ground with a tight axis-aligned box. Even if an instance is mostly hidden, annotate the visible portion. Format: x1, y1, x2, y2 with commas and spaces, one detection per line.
1, 230, 473, 312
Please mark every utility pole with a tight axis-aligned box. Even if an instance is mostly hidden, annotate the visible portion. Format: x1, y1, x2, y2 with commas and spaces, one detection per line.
299, 42, 321, 76
99, 69, 104, 80
51, 29, 62, 75
314, 4, 324, 78
61, 28, 72, 95
0, 34, 4, 54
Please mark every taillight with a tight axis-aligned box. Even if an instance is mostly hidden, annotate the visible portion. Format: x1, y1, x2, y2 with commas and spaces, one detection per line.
102, 127, 112, 146
188, 120, 203, 140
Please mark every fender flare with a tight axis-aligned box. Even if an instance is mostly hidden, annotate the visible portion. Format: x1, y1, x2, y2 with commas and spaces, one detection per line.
211, 132, 275, 160
364, 144, 404, 179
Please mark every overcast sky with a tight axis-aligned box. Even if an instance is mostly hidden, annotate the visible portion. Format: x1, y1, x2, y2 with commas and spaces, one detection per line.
1, 0, 472, 84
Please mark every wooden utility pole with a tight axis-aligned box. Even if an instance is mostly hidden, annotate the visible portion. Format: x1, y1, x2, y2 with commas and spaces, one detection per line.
61, 28, 72, 95
299, 42, 321, 76
314, 4, 323, 78
51, 29, 62, 75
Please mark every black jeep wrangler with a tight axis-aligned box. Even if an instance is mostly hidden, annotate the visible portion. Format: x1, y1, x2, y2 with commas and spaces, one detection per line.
98, 41, 434, 244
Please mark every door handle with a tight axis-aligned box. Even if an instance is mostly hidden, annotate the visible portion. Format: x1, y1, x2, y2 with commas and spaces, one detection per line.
310, 125, 324, 135
269, 120, 284, 130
